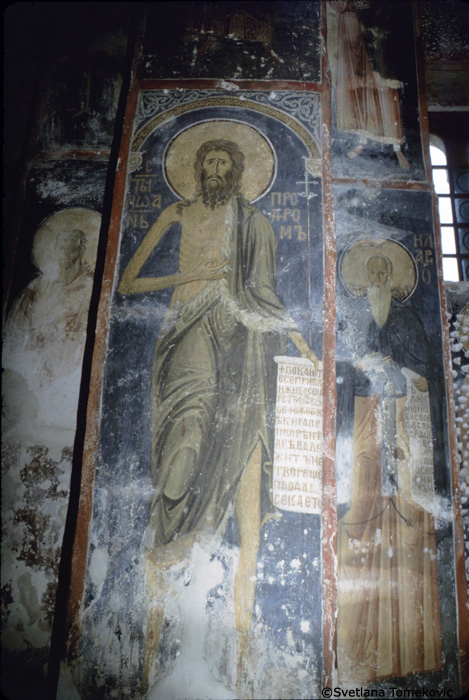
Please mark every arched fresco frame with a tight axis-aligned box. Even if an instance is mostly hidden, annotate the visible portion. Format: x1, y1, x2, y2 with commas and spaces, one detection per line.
128, 96, 322, 178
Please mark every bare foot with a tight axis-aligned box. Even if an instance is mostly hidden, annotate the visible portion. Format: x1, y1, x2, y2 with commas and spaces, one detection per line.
347, 143, 366, 159
396, 150, 411, 170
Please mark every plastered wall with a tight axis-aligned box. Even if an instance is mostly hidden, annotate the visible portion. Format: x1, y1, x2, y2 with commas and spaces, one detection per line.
2, 3, 468, 700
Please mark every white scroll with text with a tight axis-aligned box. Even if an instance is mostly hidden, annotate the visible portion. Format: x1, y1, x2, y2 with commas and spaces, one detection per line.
403, 368, 435, 509
273, 356, 323, 514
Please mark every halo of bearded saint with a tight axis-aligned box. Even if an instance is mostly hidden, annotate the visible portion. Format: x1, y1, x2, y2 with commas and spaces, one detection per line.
32, 208, 101, 279
163, 120, 276, 202
339, 237, 418, 302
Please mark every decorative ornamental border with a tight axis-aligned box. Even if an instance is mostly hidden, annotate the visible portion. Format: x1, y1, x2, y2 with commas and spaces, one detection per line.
131, 93, 321, 176
136, 90, 320, 140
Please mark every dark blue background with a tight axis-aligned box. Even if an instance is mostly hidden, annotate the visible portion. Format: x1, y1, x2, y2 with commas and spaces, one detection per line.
81, 100, 325, 693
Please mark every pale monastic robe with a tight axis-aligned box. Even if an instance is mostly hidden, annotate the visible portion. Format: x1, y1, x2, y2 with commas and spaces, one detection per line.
337, 300, 442, 682
145, 196, 295, 549
328, 0, 404, 146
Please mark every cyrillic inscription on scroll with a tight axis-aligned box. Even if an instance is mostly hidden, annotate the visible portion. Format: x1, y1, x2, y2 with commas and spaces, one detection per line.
403, 368, 435, 508
273, 356, 323, 514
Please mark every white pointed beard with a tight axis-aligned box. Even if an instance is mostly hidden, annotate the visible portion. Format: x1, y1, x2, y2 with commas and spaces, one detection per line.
367, 283, 392, 328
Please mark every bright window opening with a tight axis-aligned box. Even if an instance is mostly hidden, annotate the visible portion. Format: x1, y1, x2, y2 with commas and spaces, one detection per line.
441, 227, 457, 255
438, 197, 453, 224
429, 143, 447, 166
442, 257, 459, 282
432, 169, 450, 195
430, 134, 469, 282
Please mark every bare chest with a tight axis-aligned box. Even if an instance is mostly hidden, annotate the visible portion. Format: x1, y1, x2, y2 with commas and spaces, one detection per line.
178, 208, 227, 270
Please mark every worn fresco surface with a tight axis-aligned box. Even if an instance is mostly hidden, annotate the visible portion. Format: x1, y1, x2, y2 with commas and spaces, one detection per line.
420, 0, 469, 109
334, 187, 459, 691
69, 90, 324, 699
141, 1, 322, 83
6, 160, 109, 314
327, 0, 425, 181
2, 3, 463, 700
2, 208, 101, 699
2, 13, 119, 694
445, 283, 469, 611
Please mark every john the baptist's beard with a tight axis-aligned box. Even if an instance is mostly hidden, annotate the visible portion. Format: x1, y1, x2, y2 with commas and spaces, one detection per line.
367, 280, 392, 328
201, 172, 235, 209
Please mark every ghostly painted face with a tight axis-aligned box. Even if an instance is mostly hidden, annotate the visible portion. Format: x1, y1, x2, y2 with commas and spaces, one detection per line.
57, 230, 86, 282
59, 232, 84, 264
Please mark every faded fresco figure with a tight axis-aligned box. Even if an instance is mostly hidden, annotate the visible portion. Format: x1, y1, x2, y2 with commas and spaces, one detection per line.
187, 7, 284, 64
337, 245, 442, 682
119, 137, 318, 692
328, 0, 410, 169
2, 209, 100, 689
3, 210, 100, 445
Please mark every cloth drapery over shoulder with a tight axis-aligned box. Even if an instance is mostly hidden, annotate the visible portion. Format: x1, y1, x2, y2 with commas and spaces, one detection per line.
145, 197, 293, 549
